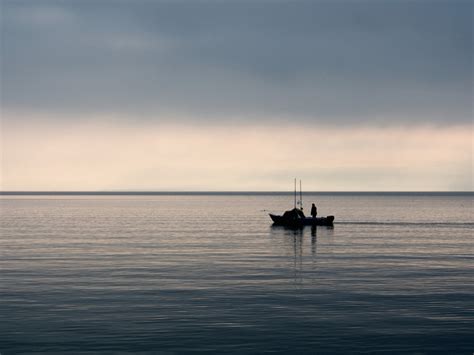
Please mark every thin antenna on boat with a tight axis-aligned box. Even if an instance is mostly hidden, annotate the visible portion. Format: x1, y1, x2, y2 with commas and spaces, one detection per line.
294, 178, 296, 209
300, 180, 303, 211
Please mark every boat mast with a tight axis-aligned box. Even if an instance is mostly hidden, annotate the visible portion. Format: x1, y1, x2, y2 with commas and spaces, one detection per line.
300, 180, 303, 211
294, 178, 296, 209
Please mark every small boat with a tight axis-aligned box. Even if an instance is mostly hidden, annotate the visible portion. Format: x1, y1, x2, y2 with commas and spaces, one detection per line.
269, 208, 335, 227
269, 179, 335, 227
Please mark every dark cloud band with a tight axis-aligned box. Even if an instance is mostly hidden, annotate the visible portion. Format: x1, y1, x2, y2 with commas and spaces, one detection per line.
2, 0, 472, 124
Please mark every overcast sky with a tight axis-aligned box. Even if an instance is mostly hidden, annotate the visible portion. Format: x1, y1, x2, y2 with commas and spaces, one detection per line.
1, 0, 472, 190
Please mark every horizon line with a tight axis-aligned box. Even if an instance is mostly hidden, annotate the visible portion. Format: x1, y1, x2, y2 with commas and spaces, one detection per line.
1, 191, 472, 196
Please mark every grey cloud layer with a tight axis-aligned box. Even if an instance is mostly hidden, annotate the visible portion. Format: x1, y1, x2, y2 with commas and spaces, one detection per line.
2, 0, 472, 124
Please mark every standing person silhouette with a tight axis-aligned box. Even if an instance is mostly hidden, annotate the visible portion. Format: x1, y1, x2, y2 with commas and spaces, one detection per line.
311, 203, 317, 219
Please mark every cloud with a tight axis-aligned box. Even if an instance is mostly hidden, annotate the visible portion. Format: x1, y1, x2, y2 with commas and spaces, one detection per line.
1, 0, 472, 125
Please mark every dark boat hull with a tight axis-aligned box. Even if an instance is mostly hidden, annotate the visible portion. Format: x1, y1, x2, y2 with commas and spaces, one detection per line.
269, 214, 334, 227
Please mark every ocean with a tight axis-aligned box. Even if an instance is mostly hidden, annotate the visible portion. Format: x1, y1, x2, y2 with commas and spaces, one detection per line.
1, 193, 473, 354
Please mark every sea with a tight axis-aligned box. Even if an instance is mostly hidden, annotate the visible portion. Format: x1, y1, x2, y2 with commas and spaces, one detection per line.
1, 192, 473, 354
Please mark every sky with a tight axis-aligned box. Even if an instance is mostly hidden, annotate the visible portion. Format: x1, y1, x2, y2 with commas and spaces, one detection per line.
1, 0, 472, 191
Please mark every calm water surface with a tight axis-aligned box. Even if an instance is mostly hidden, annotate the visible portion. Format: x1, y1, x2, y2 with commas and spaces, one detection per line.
1, 194, 473, 353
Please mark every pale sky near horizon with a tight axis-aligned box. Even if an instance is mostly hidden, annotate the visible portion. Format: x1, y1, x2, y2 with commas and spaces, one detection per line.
1, 0, 472, 191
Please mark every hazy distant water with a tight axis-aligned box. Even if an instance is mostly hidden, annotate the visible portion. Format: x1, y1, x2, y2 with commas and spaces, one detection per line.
1, 193, 473, 354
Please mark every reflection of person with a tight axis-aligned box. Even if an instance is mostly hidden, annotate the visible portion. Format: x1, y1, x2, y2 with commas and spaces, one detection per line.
311, 203, 317, 218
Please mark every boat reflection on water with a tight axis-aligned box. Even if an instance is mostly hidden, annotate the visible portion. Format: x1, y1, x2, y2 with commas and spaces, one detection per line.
270, 225, 304, 286
269, 224, 333, 255
269, 224, 334, 287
